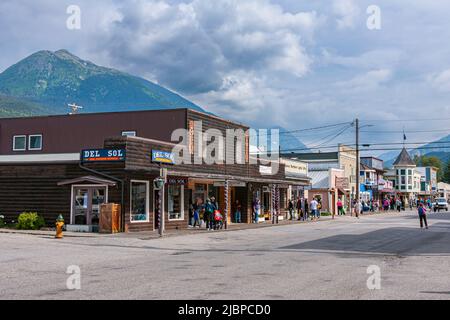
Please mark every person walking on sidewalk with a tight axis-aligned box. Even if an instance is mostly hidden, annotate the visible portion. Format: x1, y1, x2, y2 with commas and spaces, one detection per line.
418, 203, 428, 229
253, 198, 261, 223
192, 199, 202, 228
288, 199, 295, 220
303, 199, 309, 221
396, 198, 402, 212
296, 198, 302, 221
234, 200, 242, 223
205, 198, 215, 231
337, 198, 344, 216
310, 198, 319, 221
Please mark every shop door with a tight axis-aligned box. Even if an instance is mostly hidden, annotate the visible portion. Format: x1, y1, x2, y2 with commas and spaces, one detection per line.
72, 187, 106, 225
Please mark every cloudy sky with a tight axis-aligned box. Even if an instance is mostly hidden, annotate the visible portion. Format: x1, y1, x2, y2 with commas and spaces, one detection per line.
1, 0, 450, 154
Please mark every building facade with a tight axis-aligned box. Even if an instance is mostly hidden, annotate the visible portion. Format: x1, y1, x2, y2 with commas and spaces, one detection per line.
284, 144, 356, 214
385, 148, 421, 202
0, 109, 310, 232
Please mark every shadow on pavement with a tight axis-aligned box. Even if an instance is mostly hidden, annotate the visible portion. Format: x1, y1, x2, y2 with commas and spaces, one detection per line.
281, 224, 450, 256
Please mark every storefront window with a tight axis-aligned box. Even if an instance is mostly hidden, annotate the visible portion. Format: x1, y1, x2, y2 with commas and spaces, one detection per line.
208, 184, 219, 200
168, 185, 184, 220
194, 184, 206, 205
280, 189, 287, 209
130, 181, 149, 222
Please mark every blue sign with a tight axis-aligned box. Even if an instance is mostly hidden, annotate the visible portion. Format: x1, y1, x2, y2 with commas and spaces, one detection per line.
81, 149, 126, 162
152, 150, 175, 164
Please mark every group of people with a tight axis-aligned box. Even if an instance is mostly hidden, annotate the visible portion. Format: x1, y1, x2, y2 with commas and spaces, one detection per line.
189, 196, 224, 231
351, 197, 405, 214
189, 197, 244, 231
287, 198, 322, 221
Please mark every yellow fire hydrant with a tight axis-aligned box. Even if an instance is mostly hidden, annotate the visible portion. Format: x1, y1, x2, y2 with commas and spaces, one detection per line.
55, 214, 64, 239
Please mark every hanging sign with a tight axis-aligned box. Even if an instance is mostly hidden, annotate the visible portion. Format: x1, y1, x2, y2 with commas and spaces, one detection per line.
81, 149, 126, 162
152, 150, 175, 164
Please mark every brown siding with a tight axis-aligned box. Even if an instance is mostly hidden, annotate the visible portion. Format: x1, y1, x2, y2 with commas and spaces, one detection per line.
0, 163, 125, 225
0, 109, 186, 155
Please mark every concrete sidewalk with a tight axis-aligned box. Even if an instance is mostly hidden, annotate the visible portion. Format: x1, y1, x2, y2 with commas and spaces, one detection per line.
0, 210, 404, 240
0, 214, 337, 239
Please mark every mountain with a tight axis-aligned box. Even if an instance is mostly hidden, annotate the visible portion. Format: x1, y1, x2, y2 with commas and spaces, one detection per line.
249, 126, 309, 154
0, 95, 53, 117
279, 127, 310, 153
380, 134, 450, 167
0, 49, 204, 115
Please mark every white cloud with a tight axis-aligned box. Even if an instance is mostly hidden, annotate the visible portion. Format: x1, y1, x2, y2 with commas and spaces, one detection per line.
92, 0, 321, 93
428, 69, 450, 92
332, 0, 360, 29
337, 69, 393, 91
1, 0, 450, 150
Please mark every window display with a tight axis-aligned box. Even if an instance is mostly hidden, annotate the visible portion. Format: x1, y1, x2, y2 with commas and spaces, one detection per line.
168, 185, 184, 220
131, 181, 148, 222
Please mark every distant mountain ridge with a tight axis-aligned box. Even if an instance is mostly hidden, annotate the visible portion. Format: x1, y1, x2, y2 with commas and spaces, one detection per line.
0, 49, 309, 152
0, 49, 203, 115
380, 134, 450, 167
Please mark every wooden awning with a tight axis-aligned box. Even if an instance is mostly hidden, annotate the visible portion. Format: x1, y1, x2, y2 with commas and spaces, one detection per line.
57, 175, 117, 186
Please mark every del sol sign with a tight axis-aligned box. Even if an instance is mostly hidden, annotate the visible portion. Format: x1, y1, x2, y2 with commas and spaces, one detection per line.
81, 149, 126, 162
152, 150, 175, 164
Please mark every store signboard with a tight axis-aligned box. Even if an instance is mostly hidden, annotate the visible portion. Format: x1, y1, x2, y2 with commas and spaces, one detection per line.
81, 149, 126, 162
335, 177, 350, 190
152, 150, 175, 164
167, 177, 189, 185
281, 158, 308, 177
259, 165, 273, 175
213, 181, 246, 187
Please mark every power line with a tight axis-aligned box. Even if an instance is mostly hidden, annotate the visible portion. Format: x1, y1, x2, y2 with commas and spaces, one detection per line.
361, 128, 450, 134
279, 122, 352, 134
358, 145, 450, 152
255, 121, 352, 137
273, 141, 450, 154
310, 125, 353, 148
360, 118, 450, 123
359, 140, 450, 147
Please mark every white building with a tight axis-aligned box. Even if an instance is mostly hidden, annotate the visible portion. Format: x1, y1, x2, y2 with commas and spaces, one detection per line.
387, 148, 421, 200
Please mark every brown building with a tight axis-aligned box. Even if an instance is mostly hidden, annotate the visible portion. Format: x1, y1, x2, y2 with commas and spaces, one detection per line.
0, 109, 310, 232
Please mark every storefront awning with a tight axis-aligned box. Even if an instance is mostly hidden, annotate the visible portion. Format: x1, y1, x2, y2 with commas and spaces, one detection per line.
57, 175, 117, 187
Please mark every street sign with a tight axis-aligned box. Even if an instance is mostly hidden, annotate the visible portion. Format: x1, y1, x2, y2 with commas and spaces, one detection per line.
81, 149, 126, 162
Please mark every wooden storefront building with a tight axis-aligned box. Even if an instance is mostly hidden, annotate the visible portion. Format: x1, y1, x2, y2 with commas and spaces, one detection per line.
0, 109, 310, 232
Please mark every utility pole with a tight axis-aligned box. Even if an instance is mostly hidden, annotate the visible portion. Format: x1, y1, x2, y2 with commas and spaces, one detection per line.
355, 118, 360, 218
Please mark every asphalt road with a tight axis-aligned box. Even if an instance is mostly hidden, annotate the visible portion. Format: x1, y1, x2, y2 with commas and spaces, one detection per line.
1, 211, 450, 300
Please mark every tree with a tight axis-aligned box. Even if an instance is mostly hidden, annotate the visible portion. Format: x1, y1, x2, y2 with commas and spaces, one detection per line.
443, 160, 450, 183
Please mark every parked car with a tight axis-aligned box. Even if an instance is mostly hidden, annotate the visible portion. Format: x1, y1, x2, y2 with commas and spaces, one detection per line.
433, 198, 449, 212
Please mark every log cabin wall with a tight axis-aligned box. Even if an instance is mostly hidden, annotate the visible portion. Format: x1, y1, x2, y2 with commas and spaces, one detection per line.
0, 162, 125, 225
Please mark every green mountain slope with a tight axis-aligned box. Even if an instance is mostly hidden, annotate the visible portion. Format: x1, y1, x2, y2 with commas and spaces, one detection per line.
0, 95, 53, 117
381, 134, 450, 167
0, 49, 203, 114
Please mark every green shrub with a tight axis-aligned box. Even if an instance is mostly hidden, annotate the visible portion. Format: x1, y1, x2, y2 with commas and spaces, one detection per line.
320, 212, 332, 216
16, 212, 45, 230
0, 215, 5, 227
